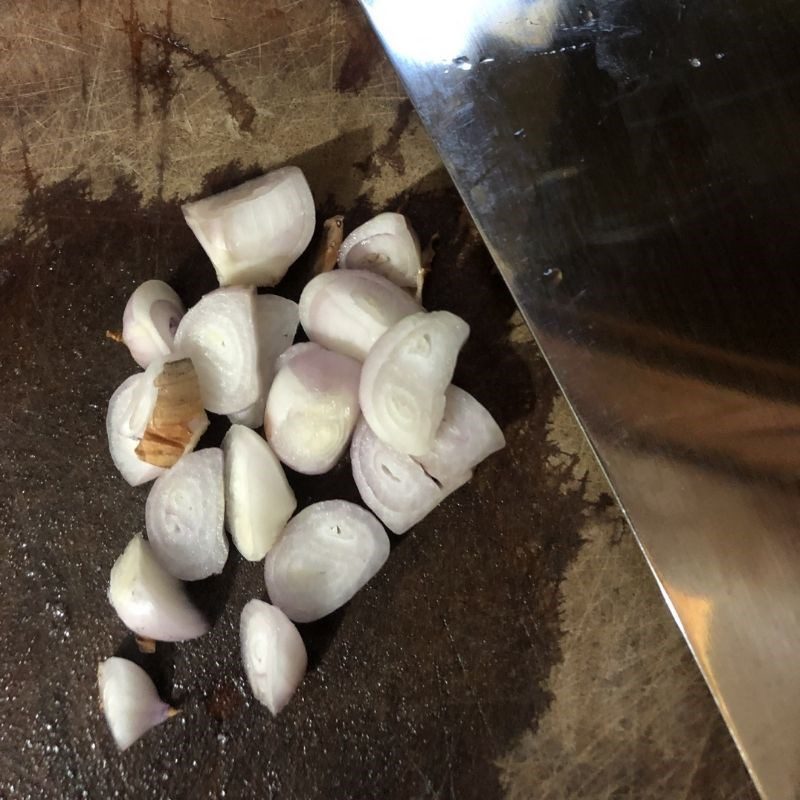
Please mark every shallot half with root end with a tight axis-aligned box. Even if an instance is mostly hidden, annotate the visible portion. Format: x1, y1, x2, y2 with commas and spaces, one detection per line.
106, 374, 166, 486
122, 280, 185, 368
223, 425, 296, 561
264, 500, 390, 623
299, 269, 421, 361
109, 536, 209, 641
145, 448, 228, 580
360, 310, 469, 456
173, 286, 260, 415
240, 599, 307, 715
338, 212, 421, 289
97, 657, 178, 751
182, 166, 315, 287
228, 294, 299, 428
265, 343, 361, 475
351, 386, 505, 534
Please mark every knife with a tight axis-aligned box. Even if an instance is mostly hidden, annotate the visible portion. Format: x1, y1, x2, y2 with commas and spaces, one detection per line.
359, 0, 800, 796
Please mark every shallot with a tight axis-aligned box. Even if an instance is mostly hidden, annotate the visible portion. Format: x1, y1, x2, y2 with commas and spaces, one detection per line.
223, 425, 296, 561
265, 343, 361, 474
106, 374, 165, 486
298, 269, 421, 361
264, 500, 390, 622
359, 310, 469, 455
108, 536, 209, 641
97, 657, 178, 751
145, 449, 228, 580
182, 166, 315, 287
228, 294, 299, 428
122, 280, 185, 368
338, 212, 421, 289
351, 387, 505, 534
173, 286, 260, 414
240, 599, 307, 715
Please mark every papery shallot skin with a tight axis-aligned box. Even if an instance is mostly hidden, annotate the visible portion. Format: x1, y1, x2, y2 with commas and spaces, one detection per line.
264, 500, 390, 622
182, 167, 315, 287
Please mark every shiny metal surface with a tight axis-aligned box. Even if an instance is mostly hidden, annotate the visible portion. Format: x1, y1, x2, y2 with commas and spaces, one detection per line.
360, 0, 800, 797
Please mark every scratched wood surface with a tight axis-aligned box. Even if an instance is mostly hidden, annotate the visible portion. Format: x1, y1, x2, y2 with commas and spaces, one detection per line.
0, 2, 759, 798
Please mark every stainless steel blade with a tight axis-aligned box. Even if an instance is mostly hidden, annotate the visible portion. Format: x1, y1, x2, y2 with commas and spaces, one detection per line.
359, 0, 800, 796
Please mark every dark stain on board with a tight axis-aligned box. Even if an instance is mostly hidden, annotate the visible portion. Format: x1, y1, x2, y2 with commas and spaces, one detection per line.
336, 0, 385, 93
0, 154, 591, 800
356, 99, 415, 177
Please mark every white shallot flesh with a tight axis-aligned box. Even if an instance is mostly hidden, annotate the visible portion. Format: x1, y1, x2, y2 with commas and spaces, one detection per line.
134, 357, 209, 468
108, 536, 209, 641
122, 280, 185, 368
173, 286, 260, 414
360, 310, 469, 456
299, 269, 421, 361
264, 500, 390, 622
106, 374, 166, 486
265, 343, 361, 475
223, 425, 296, 561
182, 166, 315, 287
145, 448, 228, 580
240, 599, 307, 715
97, 657, 178, 751
416, 385, 506, 484
351, 416, 471, 535
228, 294, 299, 428
338, 212, 421, 289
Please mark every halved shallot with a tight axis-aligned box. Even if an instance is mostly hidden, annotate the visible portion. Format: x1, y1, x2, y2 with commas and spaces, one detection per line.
173, 286, 260, 414
122, 280, 185, 368
145, 448, 228, 580
223, 425, 296, 561
108, 536, 209, 641
338, 212, 421, 289
240, 599, 307, 714
97, 657, 178, 750
182, 166, 315, 287
264, 500, 390, 622
359, 310, 469, 456
298, 269, 421, 361
351, 386, 505, 534
106, 374, 166, 486
228, 294, 299, 428
265, 343, 361, 475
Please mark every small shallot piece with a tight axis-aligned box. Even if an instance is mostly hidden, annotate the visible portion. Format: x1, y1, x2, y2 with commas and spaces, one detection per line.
106, 374, 166, 486
240, 599, 307, 715
135, 357, 209, 468
228, 294, 299, 428
98, 657, 178, 751
351, 416, 470, 535
312, 215, 344, 274
173, 286, 260, 414
360, 310, 469, 456
122, 280, 185, 368
338, 212, 421, 289
351, 386, 505, 534
299, 269, 421, 361
145, 448, 228, 580
265, 343, 361, 474
108, 536, 209, 641
223, 425, 297, 561
416, 232, 438, 303
182, 166, 315, 287
264, 500, 390, 622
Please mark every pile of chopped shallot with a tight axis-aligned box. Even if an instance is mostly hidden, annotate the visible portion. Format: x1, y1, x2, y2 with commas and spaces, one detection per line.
98, 166, 505, 750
